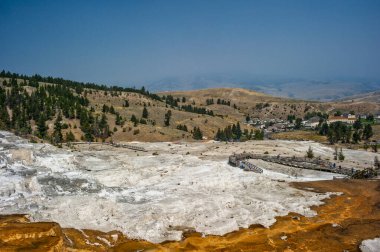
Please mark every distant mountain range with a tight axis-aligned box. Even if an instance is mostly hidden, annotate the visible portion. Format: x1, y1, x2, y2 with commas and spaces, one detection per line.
145, 75, 380, 101
338, 91, 380, 103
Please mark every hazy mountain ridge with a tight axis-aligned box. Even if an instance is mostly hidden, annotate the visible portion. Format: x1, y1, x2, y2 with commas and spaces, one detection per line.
337, 90, 380, 103
147, 75, 380, 101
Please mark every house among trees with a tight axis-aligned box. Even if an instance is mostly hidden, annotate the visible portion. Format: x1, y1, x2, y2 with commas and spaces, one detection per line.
327, 114, 356, 124
303, 116, 321, 128
358, 114, 367, 120
267, 123, 286, 132
342, 113, 356, 119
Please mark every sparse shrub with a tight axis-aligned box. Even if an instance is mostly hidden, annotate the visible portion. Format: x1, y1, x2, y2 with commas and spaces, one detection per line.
338, 148, 345, 161
177, 124, 188, 132
306, 146, 314, 159
65, 131, 75, 142
133, 129, 140, 135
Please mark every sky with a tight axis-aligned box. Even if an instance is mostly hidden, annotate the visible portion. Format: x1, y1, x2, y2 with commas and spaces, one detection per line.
1, 0, 380, 87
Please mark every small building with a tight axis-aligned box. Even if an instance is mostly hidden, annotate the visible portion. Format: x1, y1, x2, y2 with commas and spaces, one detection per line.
347, 114, 356, 119
267, 123, 286, 132
304, 116, 321, 128
327, 116, 355, 124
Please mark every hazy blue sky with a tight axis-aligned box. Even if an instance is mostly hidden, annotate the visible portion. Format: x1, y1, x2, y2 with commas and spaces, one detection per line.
1, 0, 380, 86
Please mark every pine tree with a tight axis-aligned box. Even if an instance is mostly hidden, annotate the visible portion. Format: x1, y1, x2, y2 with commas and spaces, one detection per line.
82, 121, 94, 142
0, 106, 10, 129
142, 106, 148, 118
352, 130, 361, 143
295, 118, 302, 129
109, 105, 115, 114
353, 119, 362, 131
254, 129, 264, 140
232, 124, 237, 137
115, 113, 122, 125
236, 122, 242, 139
102, 104, 109, 113
319, 122, 329, 135
215, 128, 221, 140
130, 114, 138, 126
363, 124, 373, 140
345, 127, 352, 143
193, 127, 203, 140
99, 113, 110, 139
164, 110, 171, 126
37, 114, 48, 139
0, 87, 11, 130
327, 130, 334, 144
177, 124, 188, 132
52, 112, 63, 144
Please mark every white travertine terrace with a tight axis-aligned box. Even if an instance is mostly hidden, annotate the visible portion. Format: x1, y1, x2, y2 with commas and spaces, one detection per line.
1, 131, 378, 243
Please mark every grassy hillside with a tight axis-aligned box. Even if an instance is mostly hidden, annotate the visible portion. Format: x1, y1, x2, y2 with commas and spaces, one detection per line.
161, 88, 380, 121
1, 71, 379, 143
160, 88, 321, 120
0, 74, 252, 142
328, 91, 380, 115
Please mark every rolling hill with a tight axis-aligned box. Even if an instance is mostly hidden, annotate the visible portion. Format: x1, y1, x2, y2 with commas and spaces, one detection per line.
0, 72, 379, 143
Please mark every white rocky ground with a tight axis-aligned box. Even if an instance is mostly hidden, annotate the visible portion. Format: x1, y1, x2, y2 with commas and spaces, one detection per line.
360, 238, 380, 252
0, 131, 379, 243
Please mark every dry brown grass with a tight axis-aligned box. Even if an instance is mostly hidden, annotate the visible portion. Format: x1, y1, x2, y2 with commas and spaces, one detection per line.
372, 124, 380, 140
76, 89, 253, 142
271, 130, 327, 143
160, 88, 322, 121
